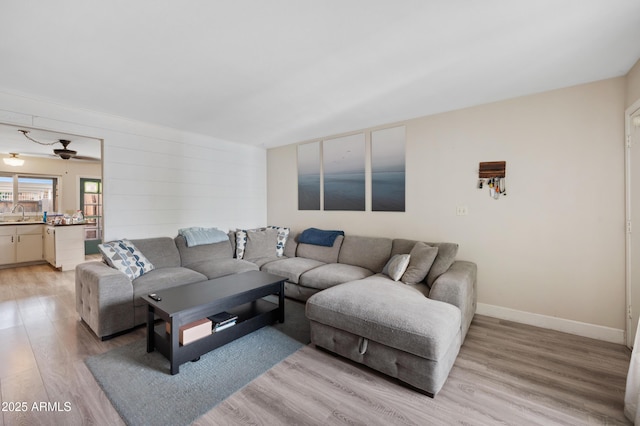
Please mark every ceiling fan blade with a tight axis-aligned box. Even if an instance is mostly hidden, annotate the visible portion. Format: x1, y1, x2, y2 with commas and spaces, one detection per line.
69, 155, 100, 162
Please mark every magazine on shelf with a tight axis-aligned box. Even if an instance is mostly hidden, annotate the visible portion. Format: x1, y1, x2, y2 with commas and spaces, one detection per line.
208, 311, 238, 332
213, 321, 236, 332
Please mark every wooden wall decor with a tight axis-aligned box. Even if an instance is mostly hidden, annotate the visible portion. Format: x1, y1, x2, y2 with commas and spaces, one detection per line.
479, 161, 506, 178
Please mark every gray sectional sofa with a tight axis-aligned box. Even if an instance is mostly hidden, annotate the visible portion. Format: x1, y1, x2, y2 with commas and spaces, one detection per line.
75, 235, 258, 339
75, 228, 476, 395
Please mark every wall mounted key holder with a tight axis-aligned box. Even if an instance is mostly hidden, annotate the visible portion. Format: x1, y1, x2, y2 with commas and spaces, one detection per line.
478, 161, 506, 199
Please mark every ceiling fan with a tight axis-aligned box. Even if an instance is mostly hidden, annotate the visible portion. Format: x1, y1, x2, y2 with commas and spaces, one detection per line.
18, 130, 98, 161
53, 140, 77, 160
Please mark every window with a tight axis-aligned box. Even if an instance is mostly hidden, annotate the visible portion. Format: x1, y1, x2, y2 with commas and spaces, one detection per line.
0, 173, 57, 214
0, 176, 13, 208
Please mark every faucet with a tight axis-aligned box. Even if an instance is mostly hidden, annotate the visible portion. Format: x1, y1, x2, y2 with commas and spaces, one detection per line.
11, 204, 25, 221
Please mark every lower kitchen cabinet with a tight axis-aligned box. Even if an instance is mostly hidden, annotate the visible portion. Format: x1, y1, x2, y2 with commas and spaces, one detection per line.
44, 225, 86, 271
0, 224, 44, 265
17, 225, 44, 263
0, 226, 16, 265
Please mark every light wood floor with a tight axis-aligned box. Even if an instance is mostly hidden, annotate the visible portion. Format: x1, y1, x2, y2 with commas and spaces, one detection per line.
0, 260, 633, 425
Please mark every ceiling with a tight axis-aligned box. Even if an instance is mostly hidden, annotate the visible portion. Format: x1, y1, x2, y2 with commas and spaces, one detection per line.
1, 1, 639, 149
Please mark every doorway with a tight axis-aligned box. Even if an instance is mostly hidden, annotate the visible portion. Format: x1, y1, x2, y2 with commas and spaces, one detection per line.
626, 99, 640, 348
80, 177, 102, 255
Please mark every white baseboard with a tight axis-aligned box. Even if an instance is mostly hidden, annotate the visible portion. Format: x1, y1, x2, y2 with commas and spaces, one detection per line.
476, 303, 625, 345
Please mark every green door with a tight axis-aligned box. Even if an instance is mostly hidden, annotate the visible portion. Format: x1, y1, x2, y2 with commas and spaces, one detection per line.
80, 178, 102, 255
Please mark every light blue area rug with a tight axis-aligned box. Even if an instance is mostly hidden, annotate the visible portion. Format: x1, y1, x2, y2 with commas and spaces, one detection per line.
85, 326, 303, 426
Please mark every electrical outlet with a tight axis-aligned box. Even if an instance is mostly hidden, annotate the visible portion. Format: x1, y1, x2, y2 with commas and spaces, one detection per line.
456, 206, 468, 216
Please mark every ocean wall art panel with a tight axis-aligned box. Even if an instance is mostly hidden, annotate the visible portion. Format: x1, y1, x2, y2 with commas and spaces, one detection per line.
371, 126, 406, 212
323, 133, 365, 211
297, 141, 321, 210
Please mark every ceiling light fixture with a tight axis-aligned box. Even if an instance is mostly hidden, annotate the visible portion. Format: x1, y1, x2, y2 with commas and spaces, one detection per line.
3, 153, 24, 167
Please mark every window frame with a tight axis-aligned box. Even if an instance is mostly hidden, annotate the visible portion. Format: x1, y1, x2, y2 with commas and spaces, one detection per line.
0, 172, 59, 214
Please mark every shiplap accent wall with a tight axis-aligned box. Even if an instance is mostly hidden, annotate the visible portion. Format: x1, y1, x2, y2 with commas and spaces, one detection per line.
0, 91, 267, 240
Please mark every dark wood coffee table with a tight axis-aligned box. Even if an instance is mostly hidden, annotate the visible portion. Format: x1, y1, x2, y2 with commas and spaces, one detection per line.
141, 270, 286, 374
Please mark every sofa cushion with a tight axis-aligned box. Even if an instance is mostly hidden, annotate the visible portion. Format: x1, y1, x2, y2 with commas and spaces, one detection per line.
402, 242, 439, 285
98, 239, 155, 280
261, 257, 325, 284
382, 254, 411, 281
246, 256, 281, 268
338, 235, 392, 273
283, 231, 298, 258
228, 231, 237, 254
297, 235, 344, 264
244, 228, 279, 259
132, 267, 207, 307
130, 237, 181, 269
392, 239, 458, 287
306, 277, 461, 361
185, 258, 258, 280
361, 273, 431, 297
175, 235, 233, 267
299, 263, 374, 290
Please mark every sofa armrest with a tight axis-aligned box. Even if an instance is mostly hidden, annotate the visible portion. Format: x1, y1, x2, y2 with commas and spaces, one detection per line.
75, 261, 135, 339
428, 260, 477, 340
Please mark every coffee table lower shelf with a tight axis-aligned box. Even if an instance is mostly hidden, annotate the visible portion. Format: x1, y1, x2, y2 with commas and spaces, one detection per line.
143, 271, 286, 375
152, 299, 279, 372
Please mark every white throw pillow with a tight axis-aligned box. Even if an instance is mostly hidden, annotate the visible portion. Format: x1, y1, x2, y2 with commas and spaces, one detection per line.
268, 225, 290, 257
235, 230, 248, 259
382, 254, 411, 281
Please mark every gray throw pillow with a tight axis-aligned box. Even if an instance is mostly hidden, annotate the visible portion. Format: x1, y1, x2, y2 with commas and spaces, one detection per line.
426, 242, 458, 286
244, 228, 279, 259
382, 254, 411, 281
401, 242, 438, 285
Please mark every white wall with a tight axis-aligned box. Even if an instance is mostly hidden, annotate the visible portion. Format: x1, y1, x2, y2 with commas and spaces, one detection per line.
268, 77, 627, 341
0, 91, 267, 240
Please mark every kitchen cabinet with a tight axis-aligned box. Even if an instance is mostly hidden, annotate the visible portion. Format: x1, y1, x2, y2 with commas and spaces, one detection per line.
16, 225, 43, 263
44, 225, 86, 271
0, 226, 16, 265
43, 226, 54, 265
0, 224, 44, 265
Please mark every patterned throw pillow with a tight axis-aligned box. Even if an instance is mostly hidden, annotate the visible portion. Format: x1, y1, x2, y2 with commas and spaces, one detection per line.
382, 254, 411, 281
235, 230, 248, 259
98, 239, 155, 280
268, 226, 290, 257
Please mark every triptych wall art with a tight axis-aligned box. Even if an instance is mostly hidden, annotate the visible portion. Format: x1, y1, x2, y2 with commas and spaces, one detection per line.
371, 126, 406, 212
297, 126, 405, 212
297, 141, 321, 210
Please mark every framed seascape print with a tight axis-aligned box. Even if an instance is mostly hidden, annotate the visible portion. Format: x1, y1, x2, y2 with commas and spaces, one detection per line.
297, 141, 321, 210
371, 126, 406, 212
323, 133, 365, 211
